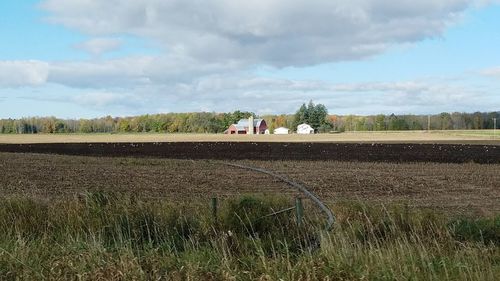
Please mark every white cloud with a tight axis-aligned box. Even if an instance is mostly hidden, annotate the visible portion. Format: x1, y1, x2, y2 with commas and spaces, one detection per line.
73, 92, 138, 108
74, 38, 122, 56
1, 1, 497, 116
48, 57, 154, 88
116, 75, 496, 115
481, 67, 500, 78
0, 61, 49, 87
41, 0, 478, 66
0, 55, 497, 115
4, 65, 498, 115
1, 56, 496, 115
45, 55, 243, 89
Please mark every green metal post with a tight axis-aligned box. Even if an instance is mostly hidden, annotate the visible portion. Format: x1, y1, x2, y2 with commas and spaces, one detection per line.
211, 197, 218, 221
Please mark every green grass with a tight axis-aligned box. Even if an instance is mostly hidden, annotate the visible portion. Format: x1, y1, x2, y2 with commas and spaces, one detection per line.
0, 192, 498, 280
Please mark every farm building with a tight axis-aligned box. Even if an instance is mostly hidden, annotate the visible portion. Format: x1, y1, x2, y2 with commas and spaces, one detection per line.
273, 127, 289, 134
225, 116, 268, 134
297, 123, 314, 134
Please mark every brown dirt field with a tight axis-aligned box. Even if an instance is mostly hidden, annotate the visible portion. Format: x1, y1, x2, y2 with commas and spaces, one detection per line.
1, 152, 498, 216
1, 142, 499, 163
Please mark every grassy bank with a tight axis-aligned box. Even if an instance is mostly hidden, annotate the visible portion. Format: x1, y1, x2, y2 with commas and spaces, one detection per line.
0, 193, 498, 280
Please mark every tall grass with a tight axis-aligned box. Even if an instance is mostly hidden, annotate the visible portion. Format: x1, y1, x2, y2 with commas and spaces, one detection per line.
0, 192, 498, 280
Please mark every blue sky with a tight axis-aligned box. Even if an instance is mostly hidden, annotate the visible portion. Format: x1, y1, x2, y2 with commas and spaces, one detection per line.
1, 0, 499, 118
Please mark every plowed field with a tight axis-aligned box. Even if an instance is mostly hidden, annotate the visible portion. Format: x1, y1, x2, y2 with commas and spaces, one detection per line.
1, 152, 498, 216
0, 142, 499, 163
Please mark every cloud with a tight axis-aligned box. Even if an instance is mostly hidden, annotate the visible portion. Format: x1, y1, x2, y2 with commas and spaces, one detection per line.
1, 1, 497, 116
0, 54, 243, 89
184, 76, 498, 114
0, 55, 496, 115
48, 57, 154, 88
41, 0, 478, 67
114, 75, 496, 115
0, 61, 49, 87
73, 92, 139, 108
481, 67, 500, 78
4, 64, 498, 115
1, 56, 496, 115
74, 38, 122, 56
46, 55, 243, 89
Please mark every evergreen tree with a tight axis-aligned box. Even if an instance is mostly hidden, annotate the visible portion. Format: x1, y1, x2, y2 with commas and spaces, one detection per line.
292, 101, 329, 131
293, 103, 307, 128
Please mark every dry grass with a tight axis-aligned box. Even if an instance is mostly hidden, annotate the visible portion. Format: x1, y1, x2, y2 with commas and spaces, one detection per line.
0, 130, 499, 144
0, 193, 498, 280
1, 151, 498, 280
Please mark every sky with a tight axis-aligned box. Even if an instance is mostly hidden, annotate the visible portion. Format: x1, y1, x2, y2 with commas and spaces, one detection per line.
1, 0, 500, 118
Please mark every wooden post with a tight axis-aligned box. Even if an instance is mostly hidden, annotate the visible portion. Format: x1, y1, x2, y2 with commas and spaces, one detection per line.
295, 198, 304, 226
494, 118, 497, 139
211, 197, 218, 221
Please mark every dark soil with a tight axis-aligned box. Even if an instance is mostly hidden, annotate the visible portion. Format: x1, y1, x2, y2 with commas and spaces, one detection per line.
0, 142, 498, 163
1, 153, 498, 215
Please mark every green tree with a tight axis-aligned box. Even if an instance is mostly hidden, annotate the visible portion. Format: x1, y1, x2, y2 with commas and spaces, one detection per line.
472, 112, 483, 129
293, 103, 307, 129
439, 112, 453, 130
388, 114, 408, 130
310, 103, 328, 129
118, 119, 131, 132
79, 119, 93, 133
374, 115, 386, 131
293, 101, 329, 131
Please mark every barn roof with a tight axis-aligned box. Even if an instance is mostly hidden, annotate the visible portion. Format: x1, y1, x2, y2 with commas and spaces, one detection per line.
236, 118, 264, 128
228, 124, 246, 131
298, 123, 313, 129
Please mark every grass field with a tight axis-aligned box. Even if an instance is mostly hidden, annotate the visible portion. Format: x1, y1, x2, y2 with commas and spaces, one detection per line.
0, 130, 499, 144
0, 151, 499, 280
449, 130, 499, 137
1, 193, 498, 280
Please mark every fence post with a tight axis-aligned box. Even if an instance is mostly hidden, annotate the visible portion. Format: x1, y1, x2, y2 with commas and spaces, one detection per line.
211, 197, 218, 221
295, 198, 304, 226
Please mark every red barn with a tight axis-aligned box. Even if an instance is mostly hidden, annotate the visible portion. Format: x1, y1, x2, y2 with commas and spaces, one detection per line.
225, 117, 267, 134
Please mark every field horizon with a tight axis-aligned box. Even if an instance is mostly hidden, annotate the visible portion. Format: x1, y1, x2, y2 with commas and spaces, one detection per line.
0, 130, 499, 145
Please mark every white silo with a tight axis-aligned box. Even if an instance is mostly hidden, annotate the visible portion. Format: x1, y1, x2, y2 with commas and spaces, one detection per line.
248, 116, 254, 134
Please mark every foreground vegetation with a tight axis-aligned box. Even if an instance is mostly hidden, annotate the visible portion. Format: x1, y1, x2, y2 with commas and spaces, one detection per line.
0, 193, 498, 280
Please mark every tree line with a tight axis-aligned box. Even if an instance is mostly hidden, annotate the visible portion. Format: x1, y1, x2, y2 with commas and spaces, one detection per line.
330, 111, 499, 132
0, 111, 254, 134
0, 109, 498, 134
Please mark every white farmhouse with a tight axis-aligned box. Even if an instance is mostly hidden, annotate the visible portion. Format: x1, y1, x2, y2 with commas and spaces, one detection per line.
273, 127, 289, 135
297, 124, 314, 134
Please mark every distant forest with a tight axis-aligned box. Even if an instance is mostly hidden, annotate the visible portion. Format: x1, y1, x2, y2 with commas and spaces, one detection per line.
0, 111, 498, 134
